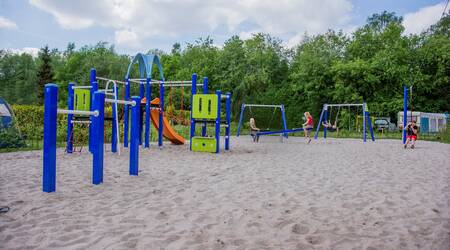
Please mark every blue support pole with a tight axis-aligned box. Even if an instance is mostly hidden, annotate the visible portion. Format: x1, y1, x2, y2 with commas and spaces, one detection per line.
215, 91, 221, 153
190, 74, 197, 150
43, 84, 58, 192
323, 107, 328, 139
158, 81, 164, 147
366, 111, 375, 141
236, 103, 245, 137
225, 93, 231, 150
314, 106, 325, 140
403, 86, 408, 144
124, 78, 130, 147
92, 91, 105, 185
111, 85, 118, 153
130, 96, 140, 176
281, 105, 288, 138
89, 80, 98, 153
363, 103, 367, 142
144, 77, 151, 148
202, 77, 208, 137
139, 81, 145, 145
66, 82, 74, 153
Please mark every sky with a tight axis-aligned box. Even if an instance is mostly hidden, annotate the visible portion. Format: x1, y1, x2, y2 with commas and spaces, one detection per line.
0, 0, 447, 56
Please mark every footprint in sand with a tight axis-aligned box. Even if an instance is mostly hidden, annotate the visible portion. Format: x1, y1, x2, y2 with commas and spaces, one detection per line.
291, 224, 309, 235
305, 235, 324, 245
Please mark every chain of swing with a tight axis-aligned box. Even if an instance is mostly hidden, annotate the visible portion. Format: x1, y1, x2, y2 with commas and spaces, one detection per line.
327, 105, 364, 133
248, 106, 278, 131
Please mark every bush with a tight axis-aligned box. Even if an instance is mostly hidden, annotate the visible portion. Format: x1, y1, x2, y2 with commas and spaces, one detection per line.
0, 124, 26, 148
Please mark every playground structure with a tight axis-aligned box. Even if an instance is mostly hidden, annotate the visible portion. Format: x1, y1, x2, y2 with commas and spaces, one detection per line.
190, 91, 231, 153
314, 103, 375, 142
43, 84, 140, 192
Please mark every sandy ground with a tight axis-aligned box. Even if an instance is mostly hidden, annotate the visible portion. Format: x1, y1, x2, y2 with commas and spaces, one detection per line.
0, 136, 449, 250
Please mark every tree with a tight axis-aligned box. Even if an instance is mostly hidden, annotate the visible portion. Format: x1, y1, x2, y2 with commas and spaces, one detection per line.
36, 45, 54, 104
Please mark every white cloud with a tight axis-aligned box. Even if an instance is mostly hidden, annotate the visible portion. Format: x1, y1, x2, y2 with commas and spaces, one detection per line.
6, 47, 40, 57
403, 2, 445, 34
0, 16, 18, 30
28, 0, 355, 50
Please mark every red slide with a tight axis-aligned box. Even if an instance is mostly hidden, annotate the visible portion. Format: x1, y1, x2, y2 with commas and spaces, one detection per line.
141, 98, 185, 145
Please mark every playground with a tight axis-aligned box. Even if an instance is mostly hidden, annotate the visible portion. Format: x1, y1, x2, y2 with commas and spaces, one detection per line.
1, 137, 450, 249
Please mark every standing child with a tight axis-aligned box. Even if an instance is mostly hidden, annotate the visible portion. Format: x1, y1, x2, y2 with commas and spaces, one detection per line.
302, 112, 314, 143
404, 120, 418, 149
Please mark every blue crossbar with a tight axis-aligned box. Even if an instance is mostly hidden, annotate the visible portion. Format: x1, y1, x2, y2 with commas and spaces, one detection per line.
256, 128, 308, 136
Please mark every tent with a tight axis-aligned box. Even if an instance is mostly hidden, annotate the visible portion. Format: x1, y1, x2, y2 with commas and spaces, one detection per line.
0, 98, 13, 128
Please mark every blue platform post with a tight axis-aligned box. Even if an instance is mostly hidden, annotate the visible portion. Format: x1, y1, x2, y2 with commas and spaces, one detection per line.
202, 77, 208, 137
314, 106, 325, 140
190, 74, 197, 150
225, 93, 231, 150
43, 84, 58, 193
363, 102, 367, 142
323, 106, 328, 139
124, 78, 130, 147
130, 96, 140, 176
158, 81, 164, 147
92, 91, 105, 185
281, 105, 288, 138
139, 81, 145, 145
236, 103, 245, 137
403, 86, 408, 144
144, 77, 151, 148
215, 90, 222, 153
111, 85, 118, 153
366, 111, 375, 141
89, 81, 98, 153
66, 82, 75, 153
88, 68, 96, 152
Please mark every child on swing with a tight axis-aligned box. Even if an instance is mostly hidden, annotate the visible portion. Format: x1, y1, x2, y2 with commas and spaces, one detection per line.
302, 112, 313, 143
404, 120, 418, 149
249, 117, 260, 142
322, 120, 338, 132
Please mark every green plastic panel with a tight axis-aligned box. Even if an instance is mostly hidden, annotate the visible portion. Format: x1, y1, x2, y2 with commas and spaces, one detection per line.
74, 89, 91, 111
192, 94, 218, 119
191, 136, 217, 153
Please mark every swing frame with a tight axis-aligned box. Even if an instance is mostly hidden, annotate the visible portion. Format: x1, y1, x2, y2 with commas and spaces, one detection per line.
236, 103, 288, 137
314, 103, 375, 142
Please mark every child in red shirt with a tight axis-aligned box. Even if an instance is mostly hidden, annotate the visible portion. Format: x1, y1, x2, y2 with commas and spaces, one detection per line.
302, 112, 313, 143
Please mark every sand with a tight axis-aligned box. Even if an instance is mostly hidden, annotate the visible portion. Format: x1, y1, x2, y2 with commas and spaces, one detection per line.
1, 136, 449, 250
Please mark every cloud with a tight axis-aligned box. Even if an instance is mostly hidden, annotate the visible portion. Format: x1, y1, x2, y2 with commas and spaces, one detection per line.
403, 2, 445, 34
0, 16, 18, 30
7, 47, 40, 57
28, 0, 355, 50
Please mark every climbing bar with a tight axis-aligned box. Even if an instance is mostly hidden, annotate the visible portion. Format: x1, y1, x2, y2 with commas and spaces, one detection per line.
72, 85, 92, 89
130, 78, 192, 84
58, 109, 99, 117
105, 98, 136, 106
96, 77, 126, 85
71, 120, 91, 124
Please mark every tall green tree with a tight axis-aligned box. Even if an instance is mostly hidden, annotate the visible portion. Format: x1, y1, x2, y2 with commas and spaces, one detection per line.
36, 45, 54, 104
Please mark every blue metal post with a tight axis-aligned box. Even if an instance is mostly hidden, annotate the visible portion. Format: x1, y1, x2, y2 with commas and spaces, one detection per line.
124, 78, 130, 147
66, 82, 74, 153
130, 96, 140, 176
236, 103, 245, 137
111, 85, 118, 153
89, 80, 98, 153
225, 93, 231, 150
281, 105, 288, 138
202, 77, 208, 137
314, 106, 325, 140
145, 77, 151, 148
158, 81, 164, 147
363, 103, 367, 142
403, 86, 408, 144
323, 107, 328, 139
366, 111, 375, 141
190, 74, 197, 150
215, 91, 222, 153
139, 81, 144, 145
43, 84, 58, 193
92, 91, 105, 185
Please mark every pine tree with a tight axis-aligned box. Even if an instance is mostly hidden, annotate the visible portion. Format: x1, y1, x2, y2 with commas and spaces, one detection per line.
36, 45, 54, 104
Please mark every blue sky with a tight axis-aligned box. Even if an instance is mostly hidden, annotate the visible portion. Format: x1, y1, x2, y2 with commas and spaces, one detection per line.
0, 0, 447, 55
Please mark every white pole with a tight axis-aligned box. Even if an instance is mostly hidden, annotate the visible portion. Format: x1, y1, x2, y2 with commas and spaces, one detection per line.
58, 109, 98, 117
